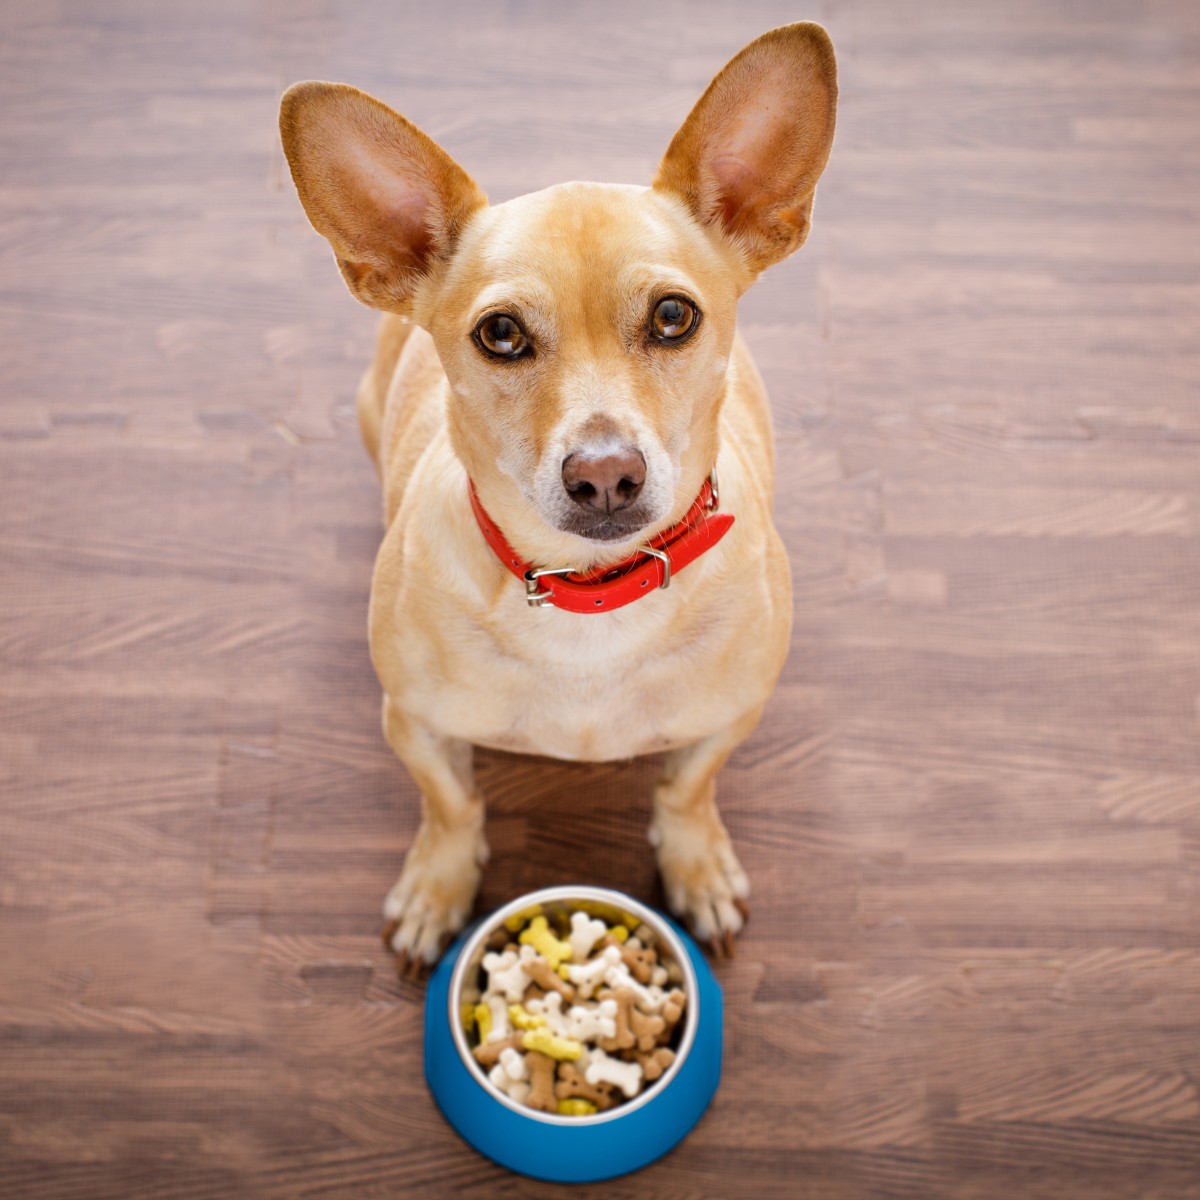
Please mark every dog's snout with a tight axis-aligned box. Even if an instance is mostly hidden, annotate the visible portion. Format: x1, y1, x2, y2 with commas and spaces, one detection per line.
562, 447, 646, 514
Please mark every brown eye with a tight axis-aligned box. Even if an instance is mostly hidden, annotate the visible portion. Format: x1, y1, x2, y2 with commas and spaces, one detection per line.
650, 296, 699, 343
475, 314, 529, 359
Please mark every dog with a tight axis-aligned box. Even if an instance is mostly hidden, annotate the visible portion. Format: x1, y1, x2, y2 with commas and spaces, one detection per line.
279, 23, 837, 971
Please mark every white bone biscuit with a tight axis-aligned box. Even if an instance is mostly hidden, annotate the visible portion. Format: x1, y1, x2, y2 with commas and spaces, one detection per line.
565, 997, 618, 1043
585, 1048, 644, 1098
565, 944, 622, 999
483, 947, 534, 1002
525, 991, 568, 1036
568, 911, 608, 963
484, 993, 513, 1043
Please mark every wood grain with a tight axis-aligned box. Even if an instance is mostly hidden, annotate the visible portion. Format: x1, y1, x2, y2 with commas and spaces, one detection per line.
2, 1, 1199, 1197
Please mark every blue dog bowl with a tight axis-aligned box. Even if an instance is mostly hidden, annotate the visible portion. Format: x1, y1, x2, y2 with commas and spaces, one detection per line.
424, 885, 722, 1183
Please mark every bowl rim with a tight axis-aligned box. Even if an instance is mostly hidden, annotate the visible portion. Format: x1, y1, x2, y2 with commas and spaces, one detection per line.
447, 884, 700, 1126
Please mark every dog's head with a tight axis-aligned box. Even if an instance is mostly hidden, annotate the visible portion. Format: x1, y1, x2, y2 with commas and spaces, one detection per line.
280, 25, 836, 561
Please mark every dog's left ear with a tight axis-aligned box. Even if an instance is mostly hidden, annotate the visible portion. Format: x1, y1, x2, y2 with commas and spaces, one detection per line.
654, 23, 837, 276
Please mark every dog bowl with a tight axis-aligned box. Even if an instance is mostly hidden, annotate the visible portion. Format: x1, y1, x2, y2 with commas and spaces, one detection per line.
424, 885, 722, 1183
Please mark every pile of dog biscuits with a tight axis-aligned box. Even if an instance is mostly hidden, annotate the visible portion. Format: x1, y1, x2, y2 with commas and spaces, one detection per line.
464, 907, 687, 1116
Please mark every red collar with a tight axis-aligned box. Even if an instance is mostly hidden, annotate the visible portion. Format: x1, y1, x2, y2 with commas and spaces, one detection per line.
469, 472, 734, 614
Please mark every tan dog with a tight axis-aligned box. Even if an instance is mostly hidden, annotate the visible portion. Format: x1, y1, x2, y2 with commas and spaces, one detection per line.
279, 24, 836, 971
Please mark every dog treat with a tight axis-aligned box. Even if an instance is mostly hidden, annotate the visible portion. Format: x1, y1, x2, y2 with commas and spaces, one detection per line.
565, 944, 623, 999
488, 1047, 531, 1104
484, 994, 512, 1043
660, 987, 687, 1034
484, 926, 512, 953
521, 1027, 584, 1062
525, 1050, 558, 1113
505, 904, 542, 932
472, 1001, 492, 1042
565, 996, 618, 1043
555, 1061, 620, 1111
635, 1046, 676, 1082
472, 1033, 524, 1068
519, 915, 573, 970
568, 911, 608, 962
525, 991, 568, 1036
585, 1048, 644, 1098
603, 966, 675, 1015
524, 953, 576, 1000
466, 904, 688, 1117
597, 988, 636, 1052
508, 1003, 545, 1031
482, 948, 528, 1002
629, 1002, 666, 1052
618, 938, 657, 984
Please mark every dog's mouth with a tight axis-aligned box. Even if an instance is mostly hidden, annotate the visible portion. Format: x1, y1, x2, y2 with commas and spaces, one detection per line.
557, 506, 653, 542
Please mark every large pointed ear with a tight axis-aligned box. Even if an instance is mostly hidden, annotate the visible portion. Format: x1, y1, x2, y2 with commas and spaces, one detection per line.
653, 23, 837, 276
279, 82, 487, 314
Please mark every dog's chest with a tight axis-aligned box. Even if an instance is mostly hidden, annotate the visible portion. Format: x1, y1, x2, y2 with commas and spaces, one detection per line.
413, 592, 751, 761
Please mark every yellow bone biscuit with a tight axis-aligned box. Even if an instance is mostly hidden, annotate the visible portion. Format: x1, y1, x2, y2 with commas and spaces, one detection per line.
504, 903, 542, 932
519, 915, 573, 970
509, 1004, 545, 1031
521, 1027, 583, 1061
557, 1098, 598, 1116
473, 1002, 492, 1043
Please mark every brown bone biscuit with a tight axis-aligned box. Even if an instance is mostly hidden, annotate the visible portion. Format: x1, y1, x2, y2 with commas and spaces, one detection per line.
525, 1050, 558, 1113
472, 1033, 524, 1068
597, 988, 636, 1052
555, 1061, 619, 1111
634, 1046, 675, 1082
619, 940, 657, 984
659, 987, 687, 1039
629, 1004, 666, 1052
524, 955, 576, 1001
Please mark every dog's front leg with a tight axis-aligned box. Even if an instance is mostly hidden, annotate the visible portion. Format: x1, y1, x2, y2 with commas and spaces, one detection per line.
380, 698, 487, 973
648, 709, 761, 957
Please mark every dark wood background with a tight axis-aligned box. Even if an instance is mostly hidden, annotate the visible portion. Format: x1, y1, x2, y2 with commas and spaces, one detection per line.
2, 1, 1198, 1197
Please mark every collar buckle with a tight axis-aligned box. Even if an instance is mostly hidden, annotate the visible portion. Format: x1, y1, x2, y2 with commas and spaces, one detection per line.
638, 545, 672, 590
523, 565, 574, 608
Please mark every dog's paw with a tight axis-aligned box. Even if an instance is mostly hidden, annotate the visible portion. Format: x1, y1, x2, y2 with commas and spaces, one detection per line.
382, 822, 488, 976
648, 808, 749, 958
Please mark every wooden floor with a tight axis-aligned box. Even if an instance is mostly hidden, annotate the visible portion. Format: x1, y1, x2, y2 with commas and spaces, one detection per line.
2, 2, 1199, 1197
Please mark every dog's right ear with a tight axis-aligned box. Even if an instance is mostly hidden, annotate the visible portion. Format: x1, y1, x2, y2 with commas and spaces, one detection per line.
279, 83, 487, 314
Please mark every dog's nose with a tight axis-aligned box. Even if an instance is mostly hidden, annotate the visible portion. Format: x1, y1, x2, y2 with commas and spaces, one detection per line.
562, 447, 646, 513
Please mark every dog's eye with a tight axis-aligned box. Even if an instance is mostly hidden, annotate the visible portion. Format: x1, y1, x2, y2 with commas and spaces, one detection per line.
475, 314, 529, 360
650, 296, 699, 343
